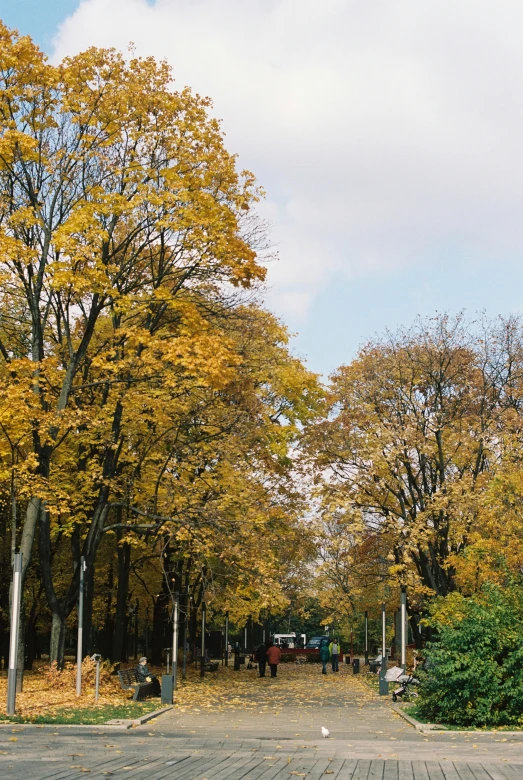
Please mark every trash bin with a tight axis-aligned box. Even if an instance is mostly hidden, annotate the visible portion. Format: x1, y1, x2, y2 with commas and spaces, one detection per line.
352, 658, 360, 674
161, 674, 173, 705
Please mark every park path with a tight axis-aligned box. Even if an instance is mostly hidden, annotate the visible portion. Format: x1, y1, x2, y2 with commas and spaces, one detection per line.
2, 662, 523, 778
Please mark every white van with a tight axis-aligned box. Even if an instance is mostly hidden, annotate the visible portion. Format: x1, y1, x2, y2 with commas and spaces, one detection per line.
273, 633, 306, 649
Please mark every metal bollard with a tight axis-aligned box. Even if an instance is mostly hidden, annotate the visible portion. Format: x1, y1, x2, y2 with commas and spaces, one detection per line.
91, 654, 102, 703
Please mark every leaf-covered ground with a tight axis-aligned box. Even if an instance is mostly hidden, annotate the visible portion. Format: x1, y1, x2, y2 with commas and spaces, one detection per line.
0, 659, 378, 723
0, 658, 157, 722
172, 661, 378, 715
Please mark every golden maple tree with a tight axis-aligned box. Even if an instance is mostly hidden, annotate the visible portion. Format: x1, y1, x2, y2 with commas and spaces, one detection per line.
0, 21, 323, 670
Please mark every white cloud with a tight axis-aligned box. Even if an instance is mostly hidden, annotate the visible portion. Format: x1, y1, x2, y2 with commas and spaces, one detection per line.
52, 0, 523, 320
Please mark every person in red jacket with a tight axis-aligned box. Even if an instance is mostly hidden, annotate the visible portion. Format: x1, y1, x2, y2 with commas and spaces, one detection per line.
266, 641, 282, 678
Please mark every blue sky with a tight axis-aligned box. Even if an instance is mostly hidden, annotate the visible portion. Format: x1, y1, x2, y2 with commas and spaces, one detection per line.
0, 0, 78, 49
2, 0, 523, 377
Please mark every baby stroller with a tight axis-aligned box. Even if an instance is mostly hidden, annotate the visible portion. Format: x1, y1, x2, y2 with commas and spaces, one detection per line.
384, 666, 419, 702
392, 672, 419, 702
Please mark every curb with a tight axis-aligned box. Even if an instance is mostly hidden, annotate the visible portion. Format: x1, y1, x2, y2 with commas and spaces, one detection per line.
0, 705, 173, 731
392, 703, 523, 736
107, 705, 174, 728
391, 703, 444, 732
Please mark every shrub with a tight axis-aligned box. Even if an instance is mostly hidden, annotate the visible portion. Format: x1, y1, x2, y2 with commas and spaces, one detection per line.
417, 584, 523, 727
280, 653, 305, 663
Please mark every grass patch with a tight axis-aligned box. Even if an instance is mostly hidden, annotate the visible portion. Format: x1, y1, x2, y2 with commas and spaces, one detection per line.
403, 703, 429, 723
0, 700, 161, 725
401, 704, 523, 731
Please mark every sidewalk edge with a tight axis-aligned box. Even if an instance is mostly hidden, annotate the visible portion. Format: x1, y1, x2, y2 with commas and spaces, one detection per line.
129, 705, 174, 727
392, 703, 523, 736
0, 705, 173, 730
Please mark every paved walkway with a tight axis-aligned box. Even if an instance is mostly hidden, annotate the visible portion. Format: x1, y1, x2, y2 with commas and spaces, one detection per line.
2, 663, 523, 778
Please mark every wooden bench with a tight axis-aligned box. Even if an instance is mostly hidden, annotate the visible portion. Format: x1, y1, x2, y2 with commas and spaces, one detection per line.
117, 668, 156, 701
205, 661, 219, 672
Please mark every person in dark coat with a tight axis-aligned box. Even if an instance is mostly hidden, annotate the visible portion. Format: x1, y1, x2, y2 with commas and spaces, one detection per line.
233, 642, 241, 671
255, 642, 268, 677
135, 656, 161, 696
319, 640, 330, 675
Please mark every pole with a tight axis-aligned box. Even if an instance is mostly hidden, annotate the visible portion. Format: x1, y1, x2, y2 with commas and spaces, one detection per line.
182, 592, 189, 680
364, 610, 369, 665
225, 611, 229, 667
95, 658, 100, 703
7, 552, 22, 716
172, 594, 179, 691
76, 556, 86, 697
401, 587, 407, 672
244, 625, 247, 651
134, 601, 138, 659
379, 602, 388, 695
200, 604, 206, 677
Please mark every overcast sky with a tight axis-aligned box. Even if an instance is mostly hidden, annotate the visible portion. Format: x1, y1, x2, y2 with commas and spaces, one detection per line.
2, 0, 523, 375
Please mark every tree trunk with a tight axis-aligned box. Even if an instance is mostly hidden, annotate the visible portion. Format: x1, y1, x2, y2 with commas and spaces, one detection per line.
151, 591, 169, 666
15, 497, 40, 687
25, 614, 37, 671
50, 611, 66, 669
409, 613, 423, 649
113, 540, 131, 663
83, 565, 95, 655
101, 563, 115, 660
189, 601, 198, 648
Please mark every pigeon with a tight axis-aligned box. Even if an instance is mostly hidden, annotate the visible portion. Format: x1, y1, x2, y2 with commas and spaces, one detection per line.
321, 726, 330, 738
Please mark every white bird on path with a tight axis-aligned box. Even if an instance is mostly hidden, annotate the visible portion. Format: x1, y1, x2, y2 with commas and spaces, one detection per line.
321, 726, 330, 738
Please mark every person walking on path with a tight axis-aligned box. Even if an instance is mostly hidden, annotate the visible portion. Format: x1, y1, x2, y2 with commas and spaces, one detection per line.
266, 641, 281, 678
255, 641, 268, 677
319, 639, 330, 675
329, 639, 340, 672
233, 642, 241, 671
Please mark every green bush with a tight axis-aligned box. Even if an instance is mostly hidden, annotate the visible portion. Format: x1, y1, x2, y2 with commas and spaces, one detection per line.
280, 653, 300, 663
417, 584, 523, 727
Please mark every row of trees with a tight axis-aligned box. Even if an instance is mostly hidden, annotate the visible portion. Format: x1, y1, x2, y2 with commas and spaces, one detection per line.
309, 314, 523, 645
2, 20, 522, 680
0, 22, 321, 673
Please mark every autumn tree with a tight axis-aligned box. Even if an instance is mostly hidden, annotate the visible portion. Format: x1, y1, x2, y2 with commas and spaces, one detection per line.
0, 21, 276, 668
310, 314, 523, 636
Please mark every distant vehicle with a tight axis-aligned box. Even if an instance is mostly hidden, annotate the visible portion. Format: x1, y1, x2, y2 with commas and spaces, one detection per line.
305, 636, 329, 649
273, 633, 307, 649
